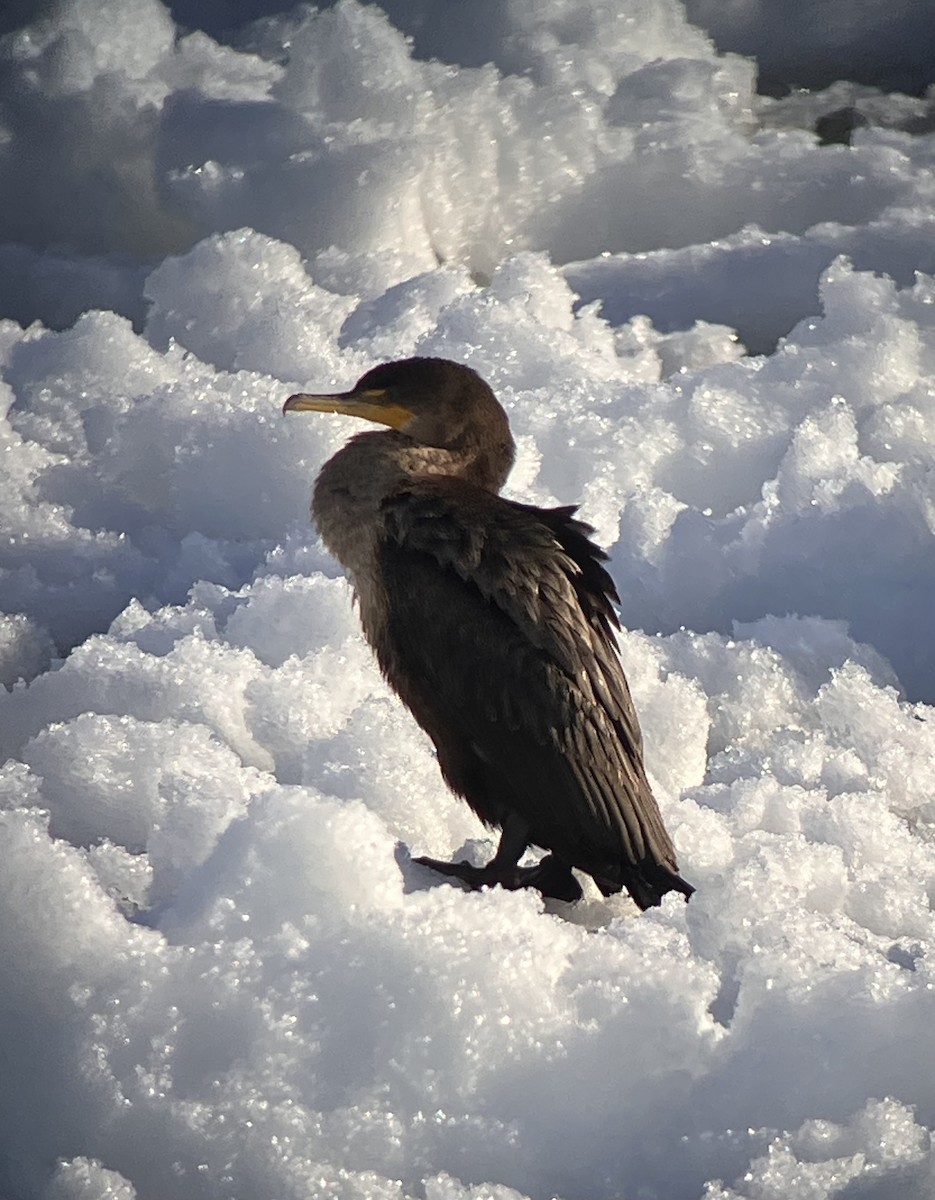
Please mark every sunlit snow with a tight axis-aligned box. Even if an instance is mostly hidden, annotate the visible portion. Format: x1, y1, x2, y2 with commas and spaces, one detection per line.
2, 2, 935, 1199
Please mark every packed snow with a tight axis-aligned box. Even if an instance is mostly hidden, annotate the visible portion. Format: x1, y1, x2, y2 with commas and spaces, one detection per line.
3, 2, 935, 1198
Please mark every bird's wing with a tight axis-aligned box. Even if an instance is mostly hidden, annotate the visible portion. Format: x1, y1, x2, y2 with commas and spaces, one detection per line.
377, 479, 683, 894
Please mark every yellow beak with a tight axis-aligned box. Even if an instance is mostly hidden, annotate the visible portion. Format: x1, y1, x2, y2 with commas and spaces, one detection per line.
283, 388, 413, 430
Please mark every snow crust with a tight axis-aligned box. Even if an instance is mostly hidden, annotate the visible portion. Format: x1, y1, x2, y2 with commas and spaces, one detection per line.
2, 3, 935, 1199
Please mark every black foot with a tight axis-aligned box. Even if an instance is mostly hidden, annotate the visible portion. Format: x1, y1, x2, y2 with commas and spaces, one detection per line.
524, 854, 583, 902
413, 853, 582, 903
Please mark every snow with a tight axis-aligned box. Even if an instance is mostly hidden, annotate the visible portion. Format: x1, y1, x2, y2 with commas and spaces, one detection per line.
2, 2, 935, 1198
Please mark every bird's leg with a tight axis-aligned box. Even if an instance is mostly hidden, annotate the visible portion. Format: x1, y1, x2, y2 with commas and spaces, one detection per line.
412, 815, 523, 888
485, 811, 530, 878
414, 815, 582, 902
486, 820, 584, 902
413, 813, 527, 887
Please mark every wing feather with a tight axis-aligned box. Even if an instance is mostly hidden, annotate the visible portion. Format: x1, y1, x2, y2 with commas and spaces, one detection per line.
376, 478, 690, 904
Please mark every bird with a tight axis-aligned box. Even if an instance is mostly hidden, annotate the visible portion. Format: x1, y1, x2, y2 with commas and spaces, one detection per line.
284, 357, 693, 908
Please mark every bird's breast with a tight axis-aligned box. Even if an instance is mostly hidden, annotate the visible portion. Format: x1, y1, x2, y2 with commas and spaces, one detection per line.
312, 448, 387, 573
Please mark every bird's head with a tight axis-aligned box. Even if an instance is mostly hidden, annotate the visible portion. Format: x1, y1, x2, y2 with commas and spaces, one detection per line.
283, 357, 512, 455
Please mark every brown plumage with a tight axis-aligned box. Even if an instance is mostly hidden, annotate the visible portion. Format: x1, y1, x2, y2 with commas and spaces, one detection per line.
284, 357, 693, 907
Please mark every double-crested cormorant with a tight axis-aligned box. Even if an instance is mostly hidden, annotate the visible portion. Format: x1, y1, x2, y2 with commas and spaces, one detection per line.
284, 357, 693, 908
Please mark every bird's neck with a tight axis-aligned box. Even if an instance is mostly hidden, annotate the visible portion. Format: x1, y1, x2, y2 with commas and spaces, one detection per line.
311, 429, 511, 578
393, 432, 515, 493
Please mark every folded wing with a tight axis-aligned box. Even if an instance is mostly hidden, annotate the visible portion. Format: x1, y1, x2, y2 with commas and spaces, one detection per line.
375, 478, 692, 907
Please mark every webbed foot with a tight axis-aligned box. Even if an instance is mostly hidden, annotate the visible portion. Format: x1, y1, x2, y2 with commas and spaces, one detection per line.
521, 854, 583, 902
413, 853, 582, 902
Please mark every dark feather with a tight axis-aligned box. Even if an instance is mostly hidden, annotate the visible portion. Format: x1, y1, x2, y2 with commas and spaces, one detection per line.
377, 478, 692, 907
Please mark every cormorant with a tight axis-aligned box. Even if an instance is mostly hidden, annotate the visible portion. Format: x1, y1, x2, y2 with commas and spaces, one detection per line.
284, 357, 693, 908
